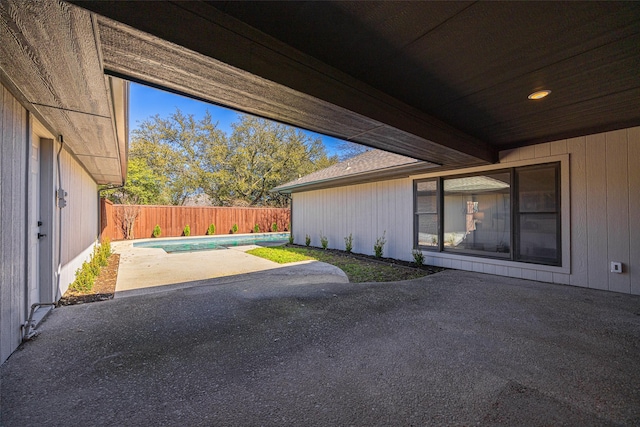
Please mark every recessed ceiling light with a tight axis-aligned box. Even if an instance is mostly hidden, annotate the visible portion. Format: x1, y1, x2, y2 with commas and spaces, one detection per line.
528, 90, 551, 100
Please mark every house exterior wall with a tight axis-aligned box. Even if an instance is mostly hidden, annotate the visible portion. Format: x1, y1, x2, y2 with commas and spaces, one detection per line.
0, 84, 29, 364
292, 178, 414, 261
291, 126, 640, 295
56, 147, 99, 298
0, 82, 100, 364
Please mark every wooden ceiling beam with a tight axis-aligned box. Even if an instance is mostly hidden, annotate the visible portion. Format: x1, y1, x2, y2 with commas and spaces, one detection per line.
71, 0, 497, 165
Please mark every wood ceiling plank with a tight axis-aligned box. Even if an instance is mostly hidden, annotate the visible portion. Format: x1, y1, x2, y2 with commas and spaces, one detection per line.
74, 1, 496, 164
98, 18, 484, 166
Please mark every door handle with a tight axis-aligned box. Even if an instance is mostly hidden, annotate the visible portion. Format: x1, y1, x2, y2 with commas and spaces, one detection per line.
37, 233, 47, 239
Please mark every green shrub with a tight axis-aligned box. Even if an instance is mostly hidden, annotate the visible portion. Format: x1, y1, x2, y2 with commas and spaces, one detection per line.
69, 239, 112, 293
305, 234, 311, 247
183, 224, 191, 236
254, 224, 260, 233
231, 223, 239, 234
271, 222, 278, 232
69, 262, 95, 293
207, 224, 216, 235
99, 238, 112, 263
288, 233, 294, 245
152, 224, 161, 238
412, 249, 424, 266
344, 233, 353, 253
374, 231, 386, 258
320, 232, 328, 250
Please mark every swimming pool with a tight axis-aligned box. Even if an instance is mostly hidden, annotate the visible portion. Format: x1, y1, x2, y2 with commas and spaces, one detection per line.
133, 232, 290, 253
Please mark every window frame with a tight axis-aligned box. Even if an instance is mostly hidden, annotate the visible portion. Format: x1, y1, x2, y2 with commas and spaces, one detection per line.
414, 161, 562, 267
413, 178, 441, 251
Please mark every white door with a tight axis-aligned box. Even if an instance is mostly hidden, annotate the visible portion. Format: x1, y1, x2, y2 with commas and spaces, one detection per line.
28, 133, 40, 307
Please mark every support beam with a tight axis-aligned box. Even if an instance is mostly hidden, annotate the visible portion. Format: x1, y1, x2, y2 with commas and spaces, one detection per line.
73, 1, 497, 165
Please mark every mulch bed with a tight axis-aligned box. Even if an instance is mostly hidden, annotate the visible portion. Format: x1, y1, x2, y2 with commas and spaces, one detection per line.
58, 254, 120, 306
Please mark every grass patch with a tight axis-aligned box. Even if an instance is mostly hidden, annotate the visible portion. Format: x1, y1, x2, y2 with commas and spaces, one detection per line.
247, 245, 442, 283
246, 246, 314, 264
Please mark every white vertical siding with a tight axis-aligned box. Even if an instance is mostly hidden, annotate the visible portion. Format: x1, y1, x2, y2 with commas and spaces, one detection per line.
500, 127, 638, 294
292, 178, 414, 261
56, 148, 99, 297
0, 85, 28, 364
629, 127, 640, 295
292, 126, 639, 295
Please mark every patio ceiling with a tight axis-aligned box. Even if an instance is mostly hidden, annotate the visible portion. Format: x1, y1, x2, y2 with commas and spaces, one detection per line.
0, 1, 128, 185
71, 1, 640, 167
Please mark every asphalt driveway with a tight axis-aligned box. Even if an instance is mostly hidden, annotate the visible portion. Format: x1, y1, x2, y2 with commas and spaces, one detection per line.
2, 270, 639, 426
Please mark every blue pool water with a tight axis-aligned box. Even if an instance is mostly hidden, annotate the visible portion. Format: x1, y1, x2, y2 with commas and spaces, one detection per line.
133, 233, 290, 253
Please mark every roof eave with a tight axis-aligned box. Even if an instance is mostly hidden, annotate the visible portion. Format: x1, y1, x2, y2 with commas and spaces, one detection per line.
273, 162, 439, 194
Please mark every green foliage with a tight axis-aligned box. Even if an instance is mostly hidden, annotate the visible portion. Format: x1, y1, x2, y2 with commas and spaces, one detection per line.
305, 234, 311, 247
183, 224, 191, 236
248, 246, 434, 283
69, 240, 112, 293
344, 233, 353, 253
253, 224, 260, 233
108, 110, 339, 207
102, 157, 163, 205
207, 224, 216, 235
288, 233, 294, 245
246, 247, 313, 264
412, 249, 425, 267
70, 262, 95, 293
374, 231, 387, 258
231, 223, 239, 234
320, 231, 328, 250
271, 222, 278, 232
152, 224, 161, 238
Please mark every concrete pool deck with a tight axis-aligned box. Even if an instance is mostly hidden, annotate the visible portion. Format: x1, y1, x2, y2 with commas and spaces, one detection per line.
112, 240, 348, 297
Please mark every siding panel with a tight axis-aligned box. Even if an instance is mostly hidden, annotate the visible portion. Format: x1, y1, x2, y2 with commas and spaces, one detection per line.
629, 127, 640, 295
0, 86, 28, 364
567, 136, 588, 287
605, 130, 631, 293
585, 133, 609, 290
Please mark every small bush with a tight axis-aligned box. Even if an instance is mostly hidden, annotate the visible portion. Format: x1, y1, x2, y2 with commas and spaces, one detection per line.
254, 224, 260, 233
99, 238, 112, 262
271, 222, 278, 232
374, 231, 386, 258
412, 249, 424, 266
344, 233, 353, 253
152, 224, 161, 238
183, 224, 191, 236
305, 234, 311, 247
231, 223, 239, 234
69, 240, 112, 293
320, 232, 328, 250
288, 233, 294, 245
69, 262, 95, 293
207, 224, 216, 235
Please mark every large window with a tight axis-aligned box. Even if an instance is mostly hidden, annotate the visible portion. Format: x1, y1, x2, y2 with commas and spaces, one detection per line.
414, 162, 561, 266
443, 172, 511, 258
414, 180, 439, 248
515, 164, 560, 264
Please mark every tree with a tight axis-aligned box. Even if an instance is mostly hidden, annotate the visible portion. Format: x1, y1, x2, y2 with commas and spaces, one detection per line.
129, 109, 219, 205
199, 114, 338, 207
116, 109, 337, 207
102, 157, 162, 205
336, 140, 371, 161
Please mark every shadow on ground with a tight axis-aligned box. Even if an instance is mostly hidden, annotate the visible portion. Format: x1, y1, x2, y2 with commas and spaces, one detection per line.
2, 270, 639, 426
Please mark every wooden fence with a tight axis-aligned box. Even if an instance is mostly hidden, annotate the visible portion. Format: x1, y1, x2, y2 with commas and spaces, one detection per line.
100, 199, 291, 241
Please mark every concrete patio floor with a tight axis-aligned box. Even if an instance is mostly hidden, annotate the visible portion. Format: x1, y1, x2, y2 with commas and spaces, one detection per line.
2, 270, 640, 426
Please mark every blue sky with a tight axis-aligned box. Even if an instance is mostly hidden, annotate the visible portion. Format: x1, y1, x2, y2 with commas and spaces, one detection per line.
129, 82, 349, 156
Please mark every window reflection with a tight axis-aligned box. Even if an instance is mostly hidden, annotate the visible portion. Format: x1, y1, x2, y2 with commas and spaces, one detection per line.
443, 173, 511, 257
